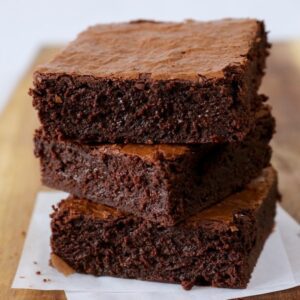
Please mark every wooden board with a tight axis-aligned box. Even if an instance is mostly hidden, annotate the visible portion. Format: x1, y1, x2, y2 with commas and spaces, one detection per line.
0, 43, 300, 300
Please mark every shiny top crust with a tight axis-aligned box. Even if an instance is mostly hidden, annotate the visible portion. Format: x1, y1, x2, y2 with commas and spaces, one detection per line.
36, 19, 264, 81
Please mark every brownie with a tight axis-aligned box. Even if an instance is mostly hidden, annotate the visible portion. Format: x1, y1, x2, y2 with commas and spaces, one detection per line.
50, 167, 279, 289
35, 106, 274, 226
31, 19, 269, 144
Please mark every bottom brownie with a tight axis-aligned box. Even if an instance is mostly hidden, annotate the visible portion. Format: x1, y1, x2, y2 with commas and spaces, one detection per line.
50, 167, 278, 290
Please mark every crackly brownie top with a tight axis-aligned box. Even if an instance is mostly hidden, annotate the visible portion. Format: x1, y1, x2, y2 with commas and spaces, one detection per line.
58, 167, 276, 227
36, 19, 265, 81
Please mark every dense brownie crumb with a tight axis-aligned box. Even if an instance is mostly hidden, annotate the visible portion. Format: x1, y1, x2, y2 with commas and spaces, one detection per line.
50, 167, 279, 289
31, 19, 269, 144
35, 106, 274, 226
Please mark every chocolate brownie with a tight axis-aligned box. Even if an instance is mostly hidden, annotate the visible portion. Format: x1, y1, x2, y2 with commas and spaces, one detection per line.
50, 167, 278, 289
31, 19, 269, 144
35, 106, 274, 226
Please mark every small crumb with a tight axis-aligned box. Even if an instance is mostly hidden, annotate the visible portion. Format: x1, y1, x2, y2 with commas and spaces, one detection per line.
43, 278, 51, 282
54, 95, 63, 104
33, 261, 38, 265
36, 271, 41, 275
21, 231, 26, 237
181, 280, 195, 290
35, 75, 42, 83
229, 225, 238, 232
134, 82, 145, 90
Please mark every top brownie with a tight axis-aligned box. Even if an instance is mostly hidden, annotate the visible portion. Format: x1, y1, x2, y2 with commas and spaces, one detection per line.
31, 19, 269, 144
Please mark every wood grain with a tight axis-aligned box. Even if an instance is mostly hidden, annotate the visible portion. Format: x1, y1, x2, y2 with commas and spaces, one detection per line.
0, 43, 299, 300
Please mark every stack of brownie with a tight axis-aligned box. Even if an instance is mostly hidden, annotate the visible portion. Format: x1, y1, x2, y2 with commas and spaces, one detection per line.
31, 19, 279, 290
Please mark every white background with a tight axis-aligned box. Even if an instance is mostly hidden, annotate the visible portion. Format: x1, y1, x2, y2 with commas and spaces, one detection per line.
1, 0, 300, 113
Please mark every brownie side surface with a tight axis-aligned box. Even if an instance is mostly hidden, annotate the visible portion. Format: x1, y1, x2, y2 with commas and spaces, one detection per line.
31, 20, 269, 144
35, 106, 274, 226
50, 167, 278, 289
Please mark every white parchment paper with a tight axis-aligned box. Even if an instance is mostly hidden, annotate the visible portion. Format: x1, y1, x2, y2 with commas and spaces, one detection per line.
12, 192, 300, 300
